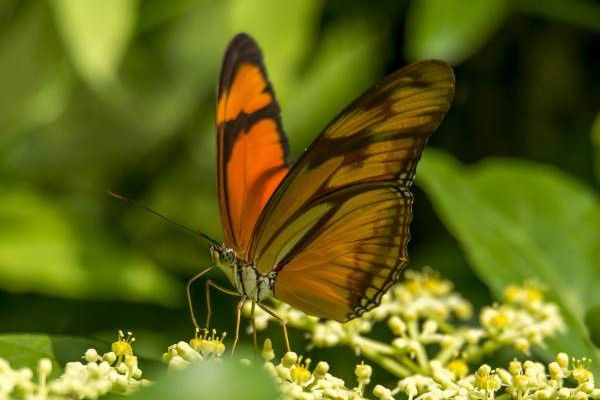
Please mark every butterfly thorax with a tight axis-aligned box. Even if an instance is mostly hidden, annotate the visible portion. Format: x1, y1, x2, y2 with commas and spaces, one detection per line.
210, 245, 274, 302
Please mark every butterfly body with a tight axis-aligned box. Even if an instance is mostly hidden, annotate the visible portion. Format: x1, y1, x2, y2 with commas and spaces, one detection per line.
211, 244, 274, 302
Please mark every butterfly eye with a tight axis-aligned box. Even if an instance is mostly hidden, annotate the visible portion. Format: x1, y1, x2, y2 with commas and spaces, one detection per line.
222, 248, 236, 264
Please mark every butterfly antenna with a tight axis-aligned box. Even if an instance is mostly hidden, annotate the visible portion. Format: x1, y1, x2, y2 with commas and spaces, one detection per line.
107, 190, 219, 245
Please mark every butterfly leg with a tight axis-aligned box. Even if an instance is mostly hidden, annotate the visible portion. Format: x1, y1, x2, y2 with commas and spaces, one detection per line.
205, 279, 239, 329
186, 266, 216, 331
249, 300, 259, 357
231, 295, 247, 355
258, 303, 291, 353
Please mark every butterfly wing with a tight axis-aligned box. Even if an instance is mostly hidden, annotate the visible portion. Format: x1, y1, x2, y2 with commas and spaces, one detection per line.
217, 34, 291, 256
249, 60, 455, 321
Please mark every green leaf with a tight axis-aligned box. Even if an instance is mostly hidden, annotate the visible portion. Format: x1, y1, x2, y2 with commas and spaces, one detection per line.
405, 0, 508, 64
50, 0, 137, 90
417, 149, 600, 374
585, 306, 600, 348
103, 359, 278, 400
0, 186, 182, 306
591, 113, 600, 183
0, 334, 57, 373
0, 334, 108, 377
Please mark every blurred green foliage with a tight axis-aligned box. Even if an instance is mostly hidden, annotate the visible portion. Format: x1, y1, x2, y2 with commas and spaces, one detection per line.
1, 0, 599, 393
418, 150, 600, 375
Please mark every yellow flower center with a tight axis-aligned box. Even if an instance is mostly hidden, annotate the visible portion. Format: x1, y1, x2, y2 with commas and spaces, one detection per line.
291, 365, 312, 384
190, 329, 227, 357
447, 359, 469, 379
475, 365, 501, 392
423, 275, 451, 295
504, 286, 521, 303
572, 358, 593, 384
525, 287, 543, 302
490, 313, 510, 329
405, 279, 421, 294
291, 357, 312, 385
112, 330, 134, 357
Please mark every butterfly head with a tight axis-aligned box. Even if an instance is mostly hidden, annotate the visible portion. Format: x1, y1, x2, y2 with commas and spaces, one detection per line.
210, 244, 237, 283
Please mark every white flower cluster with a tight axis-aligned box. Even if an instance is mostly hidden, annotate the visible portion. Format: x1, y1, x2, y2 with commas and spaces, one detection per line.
0, 272, 574, 400
396, 353, 600, 400
247, 270, 565, 378
478, 284, 564, 355
261, 338, 385, 400
162, 328, 227, 371
0, 331, 149, 400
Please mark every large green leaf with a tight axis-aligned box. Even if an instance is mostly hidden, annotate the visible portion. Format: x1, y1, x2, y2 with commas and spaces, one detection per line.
417, 150, 600, 374
591, 112, 600, 183
0, 334, 106, 377
0, 186, 182, 306
0, 334, 58, 373
405, 0, 507, 64
103, 358, 277, 400
50, 0, 137, 90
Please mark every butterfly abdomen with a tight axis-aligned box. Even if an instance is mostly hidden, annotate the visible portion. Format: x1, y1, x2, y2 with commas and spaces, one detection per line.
235, 261, 274, 302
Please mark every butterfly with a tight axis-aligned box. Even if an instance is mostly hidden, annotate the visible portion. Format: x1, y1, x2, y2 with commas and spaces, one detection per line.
187, 33, 454, 352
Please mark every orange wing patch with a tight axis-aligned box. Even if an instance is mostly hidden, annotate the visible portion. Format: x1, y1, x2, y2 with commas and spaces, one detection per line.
217, 34, 291, 257
226, 118, 289, 253
217, 64, 273, 123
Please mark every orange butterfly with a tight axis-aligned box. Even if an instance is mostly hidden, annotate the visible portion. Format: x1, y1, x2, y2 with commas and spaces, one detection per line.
185, 33, 455, 352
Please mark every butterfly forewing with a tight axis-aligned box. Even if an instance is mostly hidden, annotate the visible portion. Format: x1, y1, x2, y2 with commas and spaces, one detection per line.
248, 60, 455, 321
217, 34, 291, 257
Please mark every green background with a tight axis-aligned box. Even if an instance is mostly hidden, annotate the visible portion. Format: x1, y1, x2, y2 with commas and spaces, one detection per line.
1, 0, 600, 392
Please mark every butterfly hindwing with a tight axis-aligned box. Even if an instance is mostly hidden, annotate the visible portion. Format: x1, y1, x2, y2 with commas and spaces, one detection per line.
217, 33, 291, 257
249, 60, 455, 321
272, 183, 411, 321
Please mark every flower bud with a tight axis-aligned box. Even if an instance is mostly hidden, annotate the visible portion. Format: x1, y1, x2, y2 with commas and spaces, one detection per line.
262, 339, 275, 362
103, 352, 117, 364
556, 353, 569, 369
282, 352, 298, 368
557, 388, 571, 399
313, 361, 329, 379
38, 358, 52, 376
574, 391, 589, 400
581, 383, 595, 394
536, 389, 553, 400
84, 349, 100, 363
373, 384, 393, 400
388, 316, 406, 335
422, 320, 438, 335
514, 374, 529, 390
496, 368, 512, 385
548, 362, 563, 380
355, 363, 372, 385
514, 338, 530, 354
